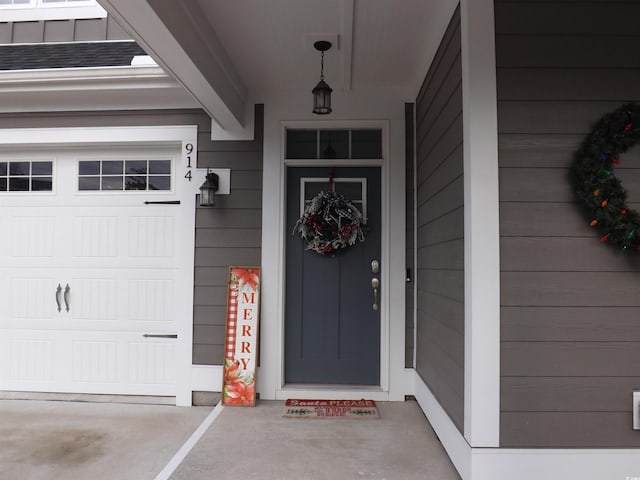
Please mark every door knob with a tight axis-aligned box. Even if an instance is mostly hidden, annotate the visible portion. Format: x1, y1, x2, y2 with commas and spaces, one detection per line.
371, 277, 379, 311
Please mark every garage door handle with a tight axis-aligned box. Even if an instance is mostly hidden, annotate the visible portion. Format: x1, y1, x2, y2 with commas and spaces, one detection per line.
142, 334, 178, 339
56, 284, 62, 312
63, 284, 70, 312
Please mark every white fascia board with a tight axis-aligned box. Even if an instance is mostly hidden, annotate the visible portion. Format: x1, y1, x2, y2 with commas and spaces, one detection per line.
0, 65, 176, 92
0, 65, 200, 112
98, 0, 246, 134
0, 5, 107, 22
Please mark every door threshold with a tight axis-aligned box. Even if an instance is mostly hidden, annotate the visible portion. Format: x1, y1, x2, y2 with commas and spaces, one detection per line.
277, 384, 389, 402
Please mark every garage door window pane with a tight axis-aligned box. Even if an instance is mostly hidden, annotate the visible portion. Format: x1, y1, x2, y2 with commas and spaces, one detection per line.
148, 176, 170, 190
9, 162, 29, 176
125, 160, 147, 174
102, 161, 123, 175
102, 176, 123, 190
125, 176, 147, 190
149, 160, 171, 174
32, 177, 53, 191
31, 161, 52, 175
79, 161, 99, 175
78, 176, 100, 191
0, 162, 6, 176
9, 177, 29, 191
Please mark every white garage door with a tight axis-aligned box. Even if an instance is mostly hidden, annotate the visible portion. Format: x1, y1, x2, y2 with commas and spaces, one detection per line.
0, 146, 192, 398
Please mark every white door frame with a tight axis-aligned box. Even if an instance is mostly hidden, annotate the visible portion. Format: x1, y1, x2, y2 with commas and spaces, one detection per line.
0, 125, 198, 406
272, 119, 396, 401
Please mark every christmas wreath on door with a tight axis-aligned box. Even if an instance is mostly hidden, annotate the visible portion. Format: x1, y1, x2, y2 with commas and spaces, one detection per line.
294, 188, 365, 256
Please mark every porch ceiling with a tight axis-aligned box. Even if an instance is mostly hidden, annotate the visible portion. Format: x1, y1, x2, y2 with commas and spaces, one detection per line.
97, 0, 457, 131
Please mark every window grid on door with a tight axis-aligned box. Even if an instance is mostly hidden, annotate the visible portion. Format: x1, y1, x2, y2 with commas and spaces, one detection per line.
78, 159, 172, 192
0, 160, 53, 192
300, 177, 367, 221
286, 128, 383, 160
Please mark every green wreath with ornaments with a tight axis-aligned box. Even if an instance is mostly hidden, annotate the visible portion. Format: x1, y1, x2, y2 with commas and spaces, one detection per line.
571, 102, 640, 252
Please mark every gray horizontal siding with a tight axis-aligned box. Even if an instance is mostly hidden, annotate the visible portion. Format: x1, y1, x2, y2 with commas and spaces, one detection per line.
0, 105, 263, 368
496, 0, 640, 448
415, 6, 464, 434
193, 104, 263, 365
0, 16, 130, 44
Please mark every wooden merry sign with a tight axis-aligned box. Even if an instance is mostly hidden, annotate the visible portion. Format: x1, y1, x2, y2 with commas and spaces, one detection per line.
222, 267, 260, 406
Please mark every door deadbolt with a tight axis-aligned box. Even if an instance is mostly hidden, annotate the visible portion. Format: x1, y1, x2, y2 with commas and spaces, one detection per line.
371, 260, 380, 274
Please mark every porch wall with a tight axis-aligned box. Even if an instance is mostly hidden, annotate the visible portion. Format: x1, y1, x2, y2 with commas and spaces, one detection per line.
414, 6, 465, 433
495, 1, 640, 447
0, 106, 263, 367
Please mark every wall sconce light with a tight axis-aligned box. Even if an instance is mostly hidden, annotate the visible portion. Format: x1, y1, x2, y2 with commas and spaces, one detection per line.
199, 170, 219, 207
312, 40, 332, 115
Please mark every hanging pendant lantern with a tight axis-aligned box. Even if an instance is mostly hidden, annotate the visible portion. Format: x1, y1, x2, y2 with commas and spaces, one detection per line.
312, 40, 332, 115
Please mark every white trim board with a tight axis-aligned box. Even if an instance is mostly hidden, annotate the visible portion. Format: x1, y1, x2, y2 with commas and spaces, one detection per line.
410, 370, 640, 480
461, 0, 501, 447
191, 365, 223, 392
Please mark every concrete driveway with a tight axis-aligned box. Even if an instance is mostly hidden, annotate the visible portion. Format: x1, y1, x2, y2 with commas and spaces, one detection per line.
0, 399, 212, 480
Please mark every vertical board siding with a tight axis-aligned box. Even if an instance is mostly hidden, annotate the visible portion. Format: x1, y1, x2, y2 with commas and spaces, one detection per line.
496, 0, 640, 447
0, 106, 263, 367
415, 6, 464, 433
0, 17, 130, 44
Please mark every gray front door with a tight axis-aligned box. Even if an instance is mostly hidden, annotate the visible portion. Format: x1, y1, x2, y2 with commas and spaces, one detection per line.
285, 166, 381, 385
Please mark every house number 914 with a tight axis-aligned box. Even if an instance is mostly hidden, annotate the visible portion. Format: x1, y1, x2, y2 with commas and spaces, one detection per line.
184, 143, 194, 181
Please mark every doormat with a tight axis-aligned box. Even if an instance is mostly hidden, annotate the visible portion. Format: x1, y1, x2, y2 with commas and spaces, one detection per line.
283, 399, 379, 419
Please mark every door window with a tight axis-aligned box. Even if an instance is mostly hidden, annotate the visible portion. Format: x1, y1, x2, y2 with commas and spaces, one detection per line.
286, 128, 382, 160
0, 160, 53, 192
300, 177, 367, 220
78, 159, 172, 192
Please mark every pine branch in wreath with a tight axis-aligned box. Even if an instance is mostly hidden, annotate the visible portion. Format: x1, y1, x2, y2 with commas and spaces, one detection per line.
570, 102, 640, 252
294, 190, 366, 256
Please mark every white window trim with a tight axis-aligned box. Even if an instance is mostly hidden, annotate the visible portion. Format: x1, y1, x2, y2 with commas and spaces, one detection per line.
0, 1, 106, 21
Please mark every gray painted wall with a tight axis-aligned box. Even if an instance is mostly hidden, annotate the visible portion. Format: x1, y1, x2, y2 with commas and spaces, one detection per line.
0, 17, 130, 44
414, 6, 464, 433
496, 1, 640, 447
0, 106, 263, 367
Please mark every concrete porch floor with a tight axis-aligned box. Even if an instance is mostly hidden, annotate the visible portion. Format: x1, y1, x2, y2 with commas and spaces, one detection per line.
0, 398, 461, 480
173, 399, 461, 480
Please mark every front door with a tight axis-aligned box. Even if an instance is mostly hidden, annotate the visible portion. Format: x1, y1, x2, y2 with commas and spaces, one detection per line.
285, 166, 381, 385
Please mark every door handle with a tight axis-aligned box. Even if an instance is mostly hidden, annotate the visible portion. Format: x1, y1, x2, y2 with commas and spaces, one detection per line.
56, 284, 62, 312
371, 277, 379, 311
63, 284, 70, 312
142, 334, 178, 339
